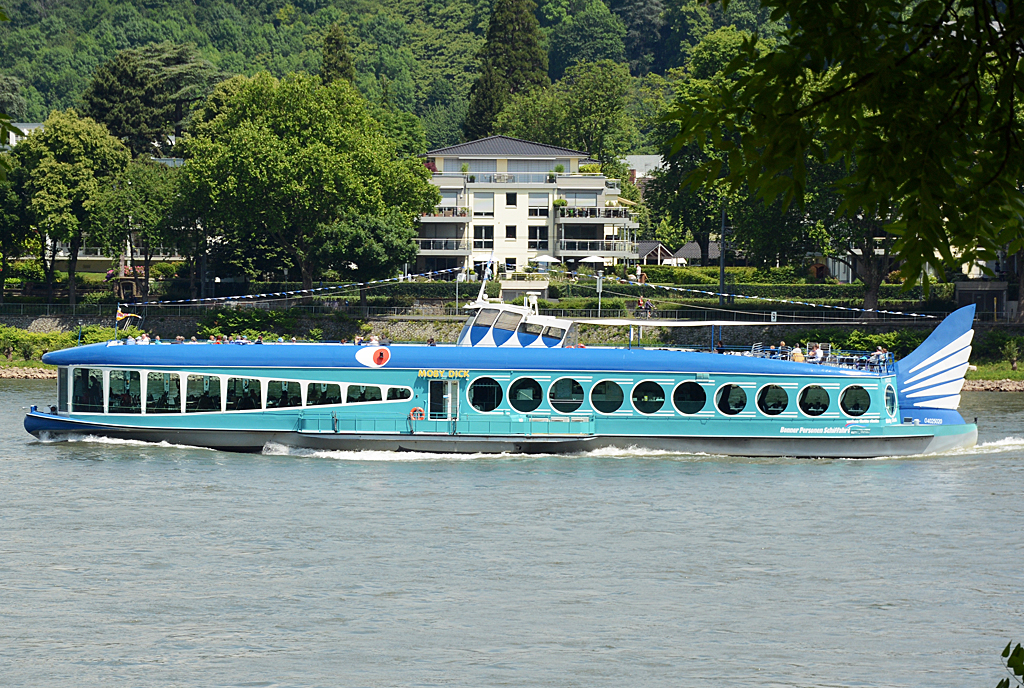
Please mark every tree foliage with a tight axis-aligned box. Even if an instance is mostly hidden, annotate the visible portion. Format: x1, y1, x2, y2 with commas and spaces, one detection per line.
81, 42, 216, 157
12, 108, 129, 304
181, 72, 438, 290
321, 23, 355, 86
548, 0, 626, 80
495, 60, 636, 164
464, 0, 549, 139
665, 0, 1024, 286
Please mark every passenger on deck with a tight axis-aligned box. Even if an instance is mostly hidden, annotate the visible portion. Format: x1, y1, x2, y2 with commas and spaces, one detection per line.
716, 339, 725, 354
791, 345, 804, 363
810, 344, 823, 363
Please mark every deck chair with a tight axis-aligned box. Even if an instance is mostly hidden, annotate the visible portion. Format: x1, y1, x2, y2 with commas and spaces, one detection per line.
751, 341, 763, 357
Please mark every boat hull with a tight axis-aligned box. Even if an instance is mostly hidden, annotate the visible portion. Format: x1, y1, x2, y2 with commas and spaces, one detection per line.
25, 411, 977, 458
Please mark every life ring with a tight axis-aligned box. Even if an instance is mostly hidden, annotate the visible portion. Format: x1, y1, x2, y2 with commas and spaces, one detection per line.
409, 407, 425, 421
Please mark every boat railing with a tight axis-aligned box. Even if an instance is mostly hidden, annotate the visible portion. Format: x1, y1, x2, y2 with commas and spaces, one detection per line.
297, 411, 595, 436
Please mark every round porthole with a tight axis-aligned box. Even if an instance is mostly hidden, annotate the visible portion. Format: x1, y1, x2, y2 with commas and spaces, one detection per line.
632, 381, 665, 414
716, 384, 747, 415
673, 381, 706, 414
885, 385, 897, 417
756, 384, 789, 416
799, 385, 830, 416
468, 377, 503, 412
509, 378, 543, 413
591, 381, 624, 414
840, 386, 871, 417
549, 378, 584, 413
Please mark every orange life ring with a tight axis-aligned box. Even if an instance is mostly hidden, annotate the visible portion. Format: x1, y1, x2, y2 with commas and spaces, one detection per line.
409, 407, 425, 421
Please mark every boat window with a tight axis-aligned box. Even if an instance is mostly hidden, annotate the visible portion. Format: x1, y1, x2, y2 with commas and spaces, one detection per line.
227, 377, 262, 411
58, 367, 68, 413
885, 385, 896, 416
186, 374, 222, 413
673, 382, 706, 414
494, 311, 522, 331
147, 372, 181, 414
107, 370, 142, 414
457, 315, 475, 344
756, 385, 789, 416
307, 383, 343, 406
716, 384, 747, 415
475, 308, 500, 328
543, 326, 565, 341
632, 381, 665, 414
347, 384, 383, 404
469, 377, 503, 412
840, 386, 871, 416
71, 368, 104, 412
509, 378, 543, 412
591, 381, 623, 413
267, 380, 301, 408
563, 323, 579, 348
387, 387, 413, 401
798, 385, 830, 416
518, 321, 545, 336
549, 378, 583, 413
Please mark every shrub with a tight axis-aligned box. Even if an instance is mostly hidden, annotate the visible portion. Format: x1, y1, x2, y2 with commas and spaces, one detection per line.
151, 262, 179, 279
1002, 339, 1020, 371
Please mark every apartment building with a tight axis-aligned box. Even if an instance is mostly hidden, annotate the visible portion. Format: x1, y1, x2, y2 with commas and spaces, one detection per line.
417, 136, 638, 276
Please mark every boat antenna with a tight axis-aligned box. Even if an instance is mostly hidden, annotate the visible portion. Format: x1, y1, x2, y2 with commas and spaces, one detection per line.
475, 252, 495, 303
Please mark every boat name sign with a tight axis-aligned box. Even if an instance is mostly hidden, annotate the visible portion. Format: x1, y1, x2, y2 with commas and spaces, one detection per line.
418, 369, 471, 379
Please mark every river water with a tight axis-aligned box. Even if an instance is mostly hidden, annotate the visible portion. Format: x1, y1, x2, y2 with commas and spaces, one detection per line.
1, 379, 1022, 687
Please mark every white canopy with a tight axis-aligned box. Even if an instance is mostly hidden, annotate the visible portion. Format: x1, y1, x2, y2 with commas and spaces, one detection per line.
531, 255, 561, 263
578, 256, 606, 263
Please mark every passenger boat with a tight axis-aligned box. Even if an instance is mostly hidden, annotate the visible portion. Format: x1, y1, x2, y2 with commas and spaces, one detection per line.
23, 295, 978, 458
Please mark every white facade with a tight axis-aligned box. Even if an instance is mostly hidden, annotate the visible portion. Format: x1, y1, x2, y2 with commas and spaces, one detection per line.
417, 137, 638, 277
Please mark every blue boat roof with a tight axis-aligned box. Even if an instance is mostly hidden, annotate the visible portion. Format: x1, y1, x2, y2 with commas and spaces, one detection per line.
42, 342, 878, 378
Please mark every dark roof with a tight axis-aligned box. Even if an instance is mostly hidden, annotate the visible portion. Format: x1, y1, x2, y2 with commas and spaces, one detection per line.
427, 135, 591, 159
674, 241, 720, 261
637, 241, 673, 258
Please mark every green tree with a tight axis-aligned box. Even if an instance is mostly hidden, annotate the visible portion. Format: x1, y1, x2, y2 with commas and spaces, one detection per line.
0, 5, 22, 180
354, 13, 420, 113
321, 23, 355, 85
463, 0, 549, 140
0, 162, 28, 305
94, 159, 178, 300
495, 60, 636, 165
181, 72, 439, 291
13, 109, 130, 304
82, 42, 216, 157
0, 76, 26, 121
612, 0, 665, 76
548, 0, 627, 80
665, 0, 1024, 287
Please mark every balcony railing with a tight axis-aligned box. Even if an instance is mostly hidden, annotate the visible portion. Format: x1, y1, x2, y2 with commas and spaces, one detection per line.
421, 206, 470, 219
432, 172, 621, 186
53, 245, 185, 259
415, 238, 470, 252
556, 207, 632, 220
557, 240, 637, 254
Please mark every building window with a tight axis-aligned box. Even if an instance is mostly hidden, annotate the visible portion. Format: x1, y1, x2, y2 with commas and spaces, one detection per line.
473, 192, 494, 217
505, 257, 516, 272
506, 192, 517, 207
528, 226, 548, 250
528, 193, 549, 217
506, 225, 516, 239
563, 192, 598, 207
473, 225, 494, 249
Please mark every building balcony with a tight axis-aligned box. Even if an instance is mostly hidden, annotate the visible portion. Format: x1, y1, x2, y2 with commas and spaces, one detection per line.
420, 206, 471, 223
415, 238, 471, 255
556, 240, 638, 258
431, 172, 622, 188
556, 207, 635, 225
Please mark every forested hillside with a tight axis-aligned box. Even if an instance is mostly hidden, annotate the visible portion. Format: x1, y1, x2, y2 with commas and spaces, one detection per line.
0, 0, 777, 144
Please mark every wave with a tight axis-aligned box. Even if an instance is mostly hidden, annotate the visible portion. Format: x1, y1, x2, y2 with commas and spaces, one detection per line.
34, 432, 215, 451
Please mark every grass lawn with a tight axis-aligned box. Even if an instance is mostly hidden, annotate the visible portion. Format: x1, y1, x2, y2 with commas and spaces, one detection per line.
0, 359, 57, 370
965, 360, 1024, 381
